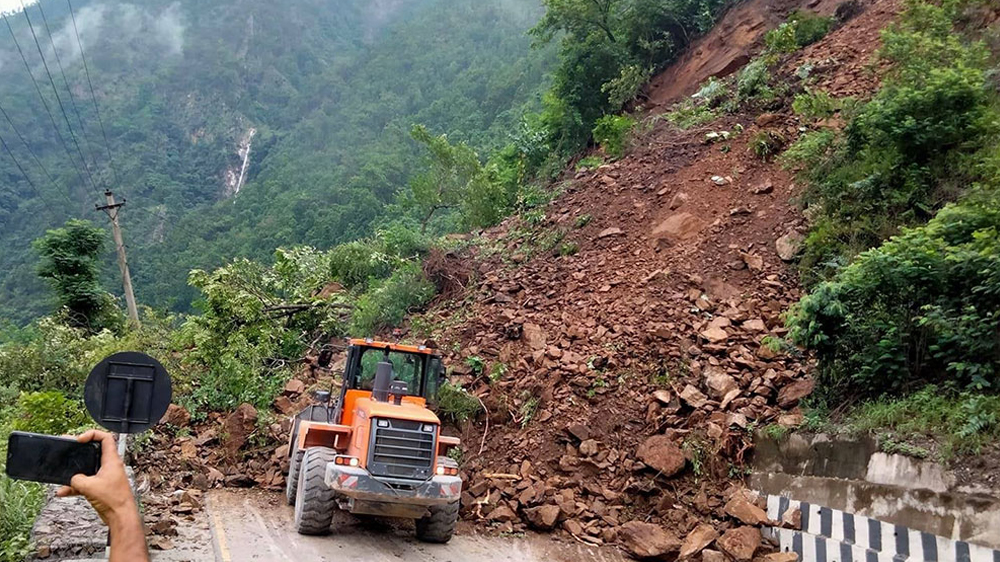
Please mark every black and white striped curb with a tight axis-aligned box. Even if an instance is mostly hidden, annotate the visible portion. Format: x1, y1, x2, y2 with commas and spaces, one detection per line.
763, 495, 1000, 562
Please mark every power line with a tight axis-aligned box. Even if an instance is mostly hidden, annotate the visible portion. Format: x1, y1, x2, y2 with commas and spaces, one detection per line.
0, 98, 77, 206
67, 0, 120, 190
2, 10, 92, 200
18, 0, 100, 195
35, 0, 101, 182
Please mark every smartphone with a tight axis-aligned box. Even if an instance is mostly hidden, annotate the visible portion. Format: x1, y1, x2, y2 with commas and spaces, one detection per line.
5, 431, 102, 486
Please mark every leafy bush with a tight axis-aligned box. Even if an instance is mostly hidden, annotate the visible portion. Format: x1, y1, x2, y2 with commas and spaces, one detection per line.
764, 22, 800, 55
790, 198, 1000, 398
602, 64, 653, 109
737, 59, 771, 101
329, 240, 395, 290
692, 77, 729, 107
792, 89, 839, 121
592, 114, 636, 158
11, 391, 90, 435
350, 263, 435, 335
576, 156, 604, 171
789, 10, 835, 47
665, 100, 718, 129
749, 130, 786, 161
435, 382, 482, 423
0, 475, 42, 562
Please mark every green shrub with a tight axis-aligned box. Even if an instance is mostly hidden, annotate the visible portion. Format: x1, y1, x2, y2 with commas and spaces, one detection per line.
328, 240, 394, 290
792, 89, 839, 121
764, 22, 799, 54
789, 199, 1000, 398
602, 64, 653, 109
350, 263, 435, 335
11, 391, 89, 435
737, 59, 772, 101
558, 241, 580, 256
592, 114, 636, 159
576, 156, 604, 171
750, 130, 786, 161
0, 475, 43, 562
789, 10, 835, 47
435, 382, 481, 423
665, 101, 718, 129
692, 77, 729, 107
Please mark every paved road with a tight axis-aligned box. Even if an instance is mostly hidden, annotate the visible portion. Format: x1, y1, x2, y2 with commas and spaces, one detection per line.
204, 489, 626, 562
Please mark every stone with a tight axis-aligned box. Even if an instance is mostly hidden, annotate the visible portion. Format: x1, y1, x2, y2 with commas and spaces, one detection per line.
717, 526, 761, 561
161, 404, 191, 427
704, 367, 738, 399
652, 213, 706, 245
564, 519, 585, 536
598, 227, 624, 239
284, 379, 306, 395
765, 553, 800, 562
776, 231, 805, 261
223, 403, 258, 454
753, 183, 774, 195
743, 318, 767, 332
724, 496, 769, 526
488, 505, 517, 522
652, 390, 672, 404
740, 253, 763, 271
780, 507, 802, 530
580, 439, 599, 457
680, 385, 709, 408
669, 192, 689, 210
618, 521, 681, 559
523, 323, 547, 351
777, 379, 815, 408
274, 396, 296, 415
179, 440, 197, 460
680, 523, 719, 558
524, 505, 561, 530
567, 423, 590, 442
700, 326, 728, 343
702, 549, 726, 562
636, 435, 686, 477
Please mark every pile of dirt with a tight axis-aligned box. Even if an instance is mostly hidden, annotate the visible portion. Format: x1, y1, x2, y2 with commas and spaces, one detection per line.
409, 0, 898, 555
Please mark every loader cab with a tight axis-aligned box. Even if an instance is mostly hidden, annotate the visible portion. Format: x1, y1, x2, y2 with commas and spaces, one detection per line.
331, 339, 444, 424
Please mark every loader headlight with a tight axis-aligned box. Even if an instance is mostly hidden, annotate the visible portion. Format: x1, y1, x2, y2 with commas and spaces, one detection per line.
422, 424, 435, 433
377, 419, 390, 428
436, 465, 459, 476
335, 456, 360, 467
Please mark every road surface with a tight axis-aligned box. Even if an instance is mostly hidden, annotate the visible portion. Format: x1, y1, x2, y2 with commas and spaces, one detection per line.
198, 489, 625, 562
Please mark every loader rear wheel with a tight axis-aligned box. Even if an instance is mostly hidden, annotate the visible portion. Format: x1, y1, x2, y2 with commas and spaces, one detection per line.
294, 447, 337, 535
415, 500, 459, 543
285, 446, 304, 505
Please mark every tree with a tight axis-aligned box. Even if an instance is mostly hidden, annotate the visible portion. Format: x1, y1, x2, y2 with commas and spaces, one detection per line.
409, 125, 484, 232
33, 220, 120, 333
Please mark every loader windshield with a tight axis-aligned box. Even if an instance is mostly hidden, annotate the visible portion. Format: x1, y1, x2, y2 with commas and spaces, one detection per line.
357, 349, 424, 396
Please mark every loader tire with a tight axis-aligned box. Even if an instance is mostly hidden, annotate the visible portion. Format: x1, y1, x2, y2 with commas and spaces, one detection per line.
285, 446, 304, 505
294, 447, 337, 535
415, 500, 459, 543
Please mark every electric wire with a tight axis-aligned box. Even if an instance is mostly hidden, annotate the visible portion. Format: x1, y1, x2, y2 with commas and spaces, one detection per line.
2, 10, 93, 200
35, 0, 101, 180
0, 128, 67, 220
0, 98, 77, 206
67, 0, 120, 190
18, 0, 100, 195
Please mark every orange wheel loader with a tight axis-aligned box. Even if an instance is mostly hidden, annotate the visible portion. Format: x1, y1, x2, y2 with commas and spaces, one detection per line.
285, 339, 462, 542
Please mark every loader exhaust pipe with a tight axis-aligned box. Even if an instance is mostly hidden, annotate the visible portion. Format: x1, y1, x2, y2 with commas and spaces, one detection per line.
372, 360, 393, 402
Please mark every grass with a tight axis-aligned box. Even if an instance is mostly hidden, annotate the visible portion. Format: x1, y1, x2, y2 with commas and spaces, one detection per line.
436, 382, 482, 423
0, 414, 44, 562
664, 101, 718, 129
576, 156, 604, 170
848, 386, 1000, 459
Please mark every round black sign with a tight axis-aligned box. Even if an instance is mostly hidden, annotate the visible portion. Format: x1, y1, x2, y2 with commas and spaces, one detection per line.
84, 351, 172, 434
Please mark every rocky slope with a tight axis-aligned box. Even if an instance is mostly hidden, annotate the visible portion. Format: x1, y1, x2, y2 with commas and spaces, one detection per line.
413, 0, 899, 557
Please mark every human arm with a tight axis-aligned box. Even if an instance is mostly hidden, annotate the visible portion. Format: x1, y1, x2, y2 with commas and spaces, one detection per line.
55, 430, 150, 562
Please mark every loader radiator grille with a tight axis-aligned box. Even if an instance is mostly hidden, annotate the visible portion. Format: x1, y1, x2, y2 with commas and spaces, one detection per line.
368, 418, 435, 481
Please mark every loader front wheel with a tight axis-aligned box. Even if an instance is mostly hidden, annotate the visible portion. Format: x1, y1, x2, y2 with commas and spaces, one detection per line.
285, 446, 303, 505
294, 447, 337, 535
415, 500, 459, 543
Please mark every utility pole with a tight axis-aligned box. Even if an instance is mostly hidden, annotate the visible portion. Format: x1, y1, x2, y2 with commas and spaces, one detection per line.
96, 190, 140, 328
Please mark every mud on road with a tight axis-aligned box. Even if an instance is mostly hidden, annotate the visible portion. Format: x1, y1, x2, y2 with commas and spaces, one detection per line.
191, 489, 625, 562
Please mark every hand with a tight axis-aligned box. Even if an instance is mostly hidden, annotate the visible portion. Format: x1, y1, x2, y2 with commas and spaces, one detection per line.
55, 430, 149, 562
55, 430, 134, 527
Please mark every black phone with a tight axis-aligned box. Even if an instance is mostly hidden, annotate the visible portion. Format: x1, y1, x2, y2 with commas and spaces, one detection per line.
5, 431, 102, 486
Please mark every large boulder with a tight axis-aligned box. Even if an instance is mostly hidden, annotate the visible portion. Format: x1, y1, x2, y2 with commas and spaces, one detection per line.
777, 379, 815, 408
724, 495, 769, 526
652, 213, 706, 246
636, 435, 686, 477
704, 367, 738, 399
223, 403, 258, 454
680, 523, 719, 558
160, 404, 190, 427
618, 521, 681, 559
524, 505, 561, 530
775, 231, 805, 261
717, 526, 761, 561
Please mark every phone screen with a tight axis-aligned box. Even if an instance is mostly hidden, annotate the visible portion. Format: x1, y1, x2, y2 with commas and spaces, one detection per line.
5, 431, 101, 486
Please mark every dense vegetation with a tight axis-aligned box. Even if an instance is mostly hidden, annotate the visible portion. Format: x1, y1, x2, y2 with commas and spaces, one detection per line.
784, 0, 1000, 453
0, 0, 556, 323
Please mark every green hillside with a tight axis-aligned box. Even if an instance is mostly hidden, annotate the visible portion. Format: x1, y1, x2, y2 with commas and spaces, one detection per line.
0, 0, 553, 322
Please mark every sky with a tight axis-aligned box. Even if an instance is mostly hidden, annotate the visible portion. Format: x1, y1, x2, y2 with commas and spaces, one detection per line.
0, 0, 35, 15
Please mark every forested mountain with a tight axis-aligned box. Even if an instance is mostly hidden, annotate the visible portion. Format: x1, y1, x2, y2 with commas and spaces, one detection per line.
0, 0, 553, 323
